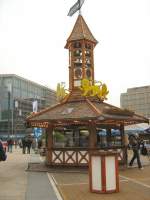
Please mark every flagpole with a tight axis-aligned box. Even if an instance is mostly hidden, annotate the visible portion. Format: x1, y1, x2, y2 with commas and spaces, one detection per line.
78, 0, 81, 15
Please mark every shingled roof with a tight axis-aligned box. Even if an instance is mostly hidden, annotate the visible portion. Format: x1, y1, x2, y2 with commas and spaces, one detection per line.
27, 90, 149, 126
65, 15, 98, 48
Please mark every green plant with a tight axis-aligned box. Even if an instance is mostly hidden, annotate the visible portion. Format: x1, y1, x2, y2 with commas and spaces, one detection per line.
54, 132, 65, 142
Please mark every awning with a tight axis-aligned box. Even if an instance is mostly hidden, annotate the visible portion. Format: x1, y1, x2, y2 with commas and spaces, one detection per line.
125, 123, 150, 133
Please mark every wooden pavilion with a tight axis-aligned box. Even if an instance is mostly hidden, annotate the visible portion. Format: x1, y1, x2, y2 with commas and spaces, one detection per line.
26, 15, 148, 166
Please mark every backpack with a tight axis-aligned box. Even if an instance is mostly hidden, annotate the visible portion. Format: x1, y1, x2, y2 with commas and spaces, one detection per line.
141, 144, 147, 156
0, 145, 7, 161
128, 135, 139, 150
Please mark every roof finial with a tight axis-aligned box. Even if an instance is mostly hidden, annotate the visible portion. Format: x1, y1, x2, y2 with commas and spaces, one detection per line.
67, 0, 85, 17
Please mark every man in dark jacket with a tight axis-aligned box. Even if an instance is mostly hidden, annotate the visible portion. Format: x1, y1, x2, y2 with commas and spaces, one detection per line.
129, 134, 143, 169
26, 137, 32, 154
22, 137, 26, 154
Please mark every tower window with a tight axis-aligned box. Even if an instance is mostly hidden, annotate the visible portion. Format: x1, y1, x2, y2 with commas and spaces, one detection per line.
74, 42, 82, 48
85, 50, 91, 56
74, 50, 82, 57
86, 58, 90, 64
86, 69, 92, 79
74, 58, 82, 63
74, 68, 82, 79
85, 43, 91, 49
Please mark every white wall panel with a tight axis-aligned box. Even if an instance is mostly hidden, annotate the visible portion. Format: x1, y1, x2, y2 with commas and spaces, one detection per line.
105, 156, 116, 191
91, 156, 102, 190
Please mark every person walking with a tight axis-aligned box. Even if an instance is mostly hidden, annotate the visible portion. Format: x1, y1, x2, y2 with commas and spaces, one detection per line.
38, 139, 42, 149
7, 138, 13, 153
129, 134, 143, 170
26, 136, 33, 154
22, 137, 27, 154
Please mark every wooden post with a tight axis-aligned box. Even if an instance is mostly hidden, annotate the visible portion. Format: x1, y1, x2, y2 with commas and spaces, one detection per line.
91, 44, 94, 85
82, 40, 86, 79
120, 124, 128, 166
88, 122, 97, 149
45, 125, 53, 165
106, 128, 111, 148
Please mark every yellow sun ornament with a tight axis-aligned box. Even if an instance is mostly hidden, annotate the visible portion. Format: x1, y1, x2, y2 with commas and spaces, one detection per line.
80, 79, 109, 101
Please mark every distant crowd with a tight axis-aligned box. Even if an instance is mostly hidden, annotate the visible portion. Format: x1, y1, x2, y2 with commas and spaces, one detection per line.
0, 135, 43, 155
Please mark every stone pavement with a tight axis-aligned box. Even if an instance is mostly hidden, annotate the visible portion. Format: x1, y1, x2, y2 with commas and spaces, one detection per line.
0, 148, 59, 200
48, 152, 150, 200
0, 147, 30, 200
50, 166, 150, 200
1, 147, 150, 200
25, 153, 59, 200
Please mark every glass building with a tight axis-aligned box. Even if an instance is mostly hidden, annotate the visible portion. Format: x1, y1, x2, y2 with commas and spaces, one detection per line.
0, 74, 56, 138
120, 86, 150, 118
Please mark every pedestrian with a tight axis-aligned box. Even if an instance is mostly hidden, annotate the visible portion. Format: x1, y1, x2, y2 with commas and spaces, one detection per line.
22, 137, 27, 154
26, 136, 33, 154
18, 139, 22, 148
31, 138, 36, 150
7, 138, 13, 153
0, 140, 7, 161
38, 139, 42, 149
129, 134, 143, 170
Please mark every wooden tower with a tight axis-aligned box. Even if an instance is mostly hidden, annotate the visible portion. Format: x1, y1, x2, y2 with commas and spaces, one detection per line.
65, 15, 98, 91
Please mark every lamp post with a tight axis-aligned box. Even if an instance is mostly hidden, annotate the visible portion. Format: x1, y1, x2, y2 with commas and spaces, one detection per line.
7, 84, 12, 139
14, 99, 22, 146
14, 100, 19, 148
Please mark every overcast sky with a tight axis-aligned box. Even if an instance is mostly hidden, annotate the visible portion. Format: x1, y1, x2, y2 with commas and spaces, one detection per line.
0, 0, 150, 106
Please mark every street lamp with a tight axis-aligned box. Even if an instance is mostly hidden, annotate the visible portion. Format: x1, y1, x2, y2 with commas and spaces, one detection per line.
14, 100, 22, 141
7, 83, 12, 139
14, 100, 18, 145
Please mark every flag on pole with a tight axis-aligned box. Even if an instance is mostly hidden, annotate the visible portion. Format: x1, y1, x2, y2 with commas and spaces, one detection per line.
19, 109, 22, 116
68, 0, 85, 17
32, 100, 38, 113
34, 127, 42, 138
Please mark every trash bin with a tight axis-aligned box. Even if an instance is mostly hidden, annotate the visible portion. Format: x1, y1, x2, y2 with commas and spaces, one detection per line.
89, 151, 119, 193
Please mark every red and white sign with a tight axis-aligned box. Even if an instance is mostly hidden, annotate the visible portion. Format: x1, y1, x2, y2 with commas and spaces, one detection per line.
89, 151, 119, 193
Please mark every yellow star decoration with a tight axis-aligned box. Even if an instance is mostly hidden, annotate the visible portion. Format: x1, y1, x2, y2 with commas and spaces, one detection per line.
80, 79, 109, 101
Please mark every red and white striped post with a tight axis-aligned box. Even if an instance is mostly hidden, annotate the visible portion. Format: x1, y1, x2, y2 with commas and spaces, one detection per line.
89, 151, 119, 194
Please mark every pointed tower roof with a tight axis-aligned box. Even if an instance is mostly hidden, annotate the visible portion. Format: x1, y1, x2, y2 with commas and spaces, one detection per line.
65, 15, 98, 48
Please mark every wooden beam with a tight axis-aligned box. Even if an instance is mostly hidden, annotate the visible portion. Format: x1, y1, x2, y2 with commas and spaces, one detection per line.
120, 124, 128, 166
106, 128, 111, 147
88, 122, 97, 148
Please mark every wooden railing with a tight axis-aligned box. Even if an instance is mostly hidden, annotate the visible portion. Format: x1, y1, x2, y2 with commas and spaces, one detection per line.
49, 146, 126, 166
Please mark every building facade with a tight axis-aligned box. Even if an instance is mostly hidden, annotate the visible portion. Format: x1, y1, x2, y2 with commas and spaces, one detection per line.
120, 86, 150, 118
0, 74, 56, 138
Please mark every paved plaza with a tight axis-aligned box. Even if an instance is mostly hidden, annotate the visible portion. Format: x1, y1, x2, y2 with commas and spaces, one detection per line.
0, 148, 150, 200
52, 167, 150, 200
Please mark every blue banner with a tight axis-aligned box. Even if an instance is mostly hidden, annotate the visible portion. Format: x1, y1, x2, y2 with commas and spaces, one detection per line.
34, 128, 42, 138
